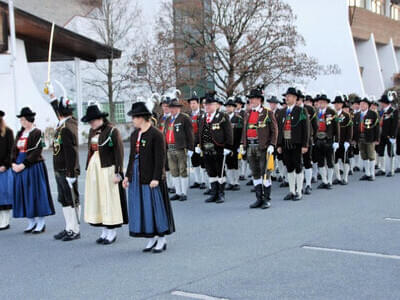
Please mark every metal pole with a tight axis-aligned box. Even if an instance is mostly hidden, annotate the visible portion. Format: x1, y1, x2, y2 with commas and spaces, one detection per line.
74, 58, 83, 142
8, 0, 18, 131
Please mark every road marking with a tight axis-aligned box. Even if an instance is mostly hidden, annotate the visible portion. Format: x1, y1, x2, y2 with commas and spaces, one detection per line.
171, 291, 229, 300
302, 245, 400, 260
385, 217, 400, 222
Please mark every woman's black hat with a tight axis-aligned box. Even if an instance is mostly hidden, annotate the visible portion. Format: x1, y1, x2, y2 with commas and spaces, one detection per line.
81, 103, 108, 123
17, 107, 36, 118
127, 102, 152, 117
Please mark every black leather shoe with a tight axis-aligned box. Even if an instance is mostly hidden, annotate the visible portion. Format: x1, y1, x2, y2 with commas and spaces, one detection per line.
103, 236, 117, 245
311, 178, 317, 184
239, 175, 245, 181
376, 170, 385, 176
260, 201, 271, 209
349, 170, 353, 176
317, 174, 322, 180
96, 237, 106, 244
271, 176, 277, 182
231, 184, 240, 191
340, 180, 348, 185
203, 189, 212, 195
368, 176, 375, 181
190, 182, 200, 189
293, 193, 302, 201
152, 243, 167, 253
386, 173, 394, 177
205, 182, 218, 203
0, 225, 10, 231
283, 193, 295, 200
225, 184, 234, 191
395, 168, 400, 174
278, 176, 283, 182
251, 187, 256, 193
143, 240, 158, 252
24, 224, 37, 234
317, 183, 331, 190
246, 180, 253, 186
168, 187, 176, 194
170, 194, 181, 201
353, 166, 360, 172
304, 185, 312, 195
216, 183, 225, 203
332, 179, 341, 185
280, 182, 289, 188
54, 230, 68, 240
199, 183, 207, 189
32, 225, 46, 234
359, 175, 369, 181
62, 231, 80, 241
179, 195, 187, 201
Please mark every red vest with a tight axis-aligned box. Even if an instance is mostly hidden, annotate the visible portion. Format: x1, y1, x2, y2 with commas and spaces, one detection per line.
247, 111, 259, 138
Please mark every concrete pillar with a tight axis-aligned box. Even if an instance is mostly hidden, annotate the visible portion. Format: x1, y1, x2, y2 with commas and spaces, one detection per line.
377, 39, 399, 90
355, 33, 385, 97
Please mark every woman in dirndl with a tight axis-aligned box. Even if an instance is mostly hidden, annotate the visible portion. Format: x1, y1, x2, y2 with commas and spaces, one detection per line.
12, 107, 55, 233
123, 102, 175, 253
81, 102, 128, 245
0, 111, 14, 231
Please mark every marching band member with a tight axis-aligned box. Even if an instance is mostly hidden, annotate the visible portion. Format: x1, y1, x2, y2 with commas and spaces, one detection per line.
47, 88, 81, 241
242, 86, 277, 208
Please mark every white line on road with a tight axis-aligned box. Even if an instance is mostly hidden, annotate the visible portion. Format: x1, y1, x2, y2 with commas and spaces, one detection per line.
171, 291, 229, 300
302, 245, 400, 260
384, 217, 400, 222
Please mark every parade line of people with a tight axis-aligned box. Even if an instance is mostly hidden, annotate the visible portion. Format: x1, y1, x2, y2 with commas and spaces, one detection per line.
0, 84, 399, 253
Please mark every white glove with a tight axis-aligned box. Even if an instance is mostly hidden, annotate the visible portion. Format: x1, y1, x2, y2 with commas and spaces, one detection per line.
389, 138, 396, 145
66, 177, 76, 188
239, 145, 246, 155
223, 149, 232, 156
267, 145, 274, 155
195, 146, 202, 154
187, 150, 194, 158
344, 142, 350, 152
333, 142, 339, 152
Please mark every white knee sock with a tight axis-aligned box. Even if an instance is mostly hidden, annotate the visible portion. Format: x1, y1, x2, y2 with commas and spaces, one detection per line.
370, 160, 376, 178
62, 207, 71, 232
100, 228, 107, 239
304, 168, 312, 187
386, 157, 394, 175
312, 163, 319, 180
173, 177, 181, 195
233, 169, 240, 185
70, 206, 80, 234
200, 168, 207, 184
180, 177, 189, 196
193, 167, 201, 183
296, 172, 304, 196
0, 211, 5, 228
343, 164, 350, 183
166, 171, 172, 188
287, 172, 296, 194
319, 167, 327, 184
334, 163, 342, 181
327, 168, 334, 185
378, 156, 385, 172
364, 160, 370, 176
26, 218, 36, 231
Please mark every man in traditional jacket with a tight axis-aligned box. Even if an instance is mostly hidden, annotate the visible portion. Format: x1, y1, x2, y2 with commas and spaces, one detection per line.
376, 94, 399, 177
241, 86, 278, 209
332, 95, 353, 185
353, 97, 380, 181
277, 87, 309, 201
47, 86, 81, 241
165, 99, 194, 201
198, 92, 233, 204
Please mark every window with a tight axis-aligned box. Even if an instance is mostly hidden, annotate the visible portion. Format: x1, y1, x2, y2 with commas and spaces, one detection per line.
371, 0, 386, 15
391, 4, 400, 20
137, 62, 147, 77
348, 0, 366, 8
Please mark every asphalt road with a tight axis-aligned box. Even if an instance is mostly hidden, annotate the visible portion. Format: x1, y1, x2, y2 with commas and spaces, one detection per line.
1, 145, 399, 300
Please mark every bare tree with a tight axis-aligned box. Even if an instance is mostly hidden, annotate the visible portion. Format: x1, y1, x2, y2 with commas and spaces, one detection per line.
82, 0, 141, 122
170, 0, 331, 97
129, 12, 176, 96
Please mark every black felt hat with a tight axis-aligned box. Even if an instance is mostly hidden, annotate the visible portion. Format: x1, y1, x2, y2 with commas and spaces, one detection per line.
360, 97, 370, 105
234, 96, 245, 105
17, 107, 36, 118
205, 91, 219, 104
267, 96, 280, 104
282, 87, 298, 98
0, 110, 4, 117
224, 99, 237, 107
187, 92, 200, 103
81, 103, 108, 122
378, 94, 392, 104
127, 102, 152, 117
246, 85, 265, 101
332, 95, 345, 104
316, 94, 330, 103
168, 99, 184, 107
